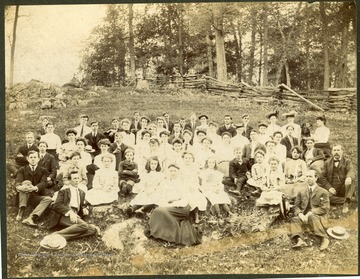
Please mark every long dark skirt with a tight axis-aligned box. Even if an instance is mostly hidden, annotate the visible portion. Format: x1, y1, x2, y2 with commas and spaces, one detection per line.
149, 204, 202, 246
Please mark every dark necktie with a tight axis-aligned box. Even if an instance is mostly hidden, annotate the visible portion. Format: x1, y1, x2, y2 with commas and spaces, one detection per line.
80, 125, 84, 137
305, 188, 312, 214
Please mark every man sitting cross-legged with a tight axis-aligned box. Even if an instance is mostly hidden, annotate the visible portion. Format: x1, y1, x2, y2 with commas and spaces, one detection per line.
290, 170, 330, 251
15, 150, 53, 225
48, 171, 100, 241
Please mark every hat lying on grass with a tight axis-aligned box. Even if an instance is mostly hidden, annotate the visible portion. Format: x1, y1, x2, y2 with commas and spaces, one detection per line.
327, 226, 350, 240
40, 234, 67, 250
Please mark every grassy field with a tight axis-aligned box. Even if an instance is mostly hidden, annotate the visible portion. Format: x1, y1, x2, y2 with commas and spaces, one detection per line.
5, 86, 358, 277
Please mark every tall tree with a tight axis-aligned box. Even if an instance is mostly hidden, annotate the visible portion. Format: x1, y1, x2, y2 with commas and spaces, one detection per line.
248, 8, 257, 84
319, 2, 330, 90
261, 4, 269, 86
128, 4, 136, 80
9, 5, 19, 88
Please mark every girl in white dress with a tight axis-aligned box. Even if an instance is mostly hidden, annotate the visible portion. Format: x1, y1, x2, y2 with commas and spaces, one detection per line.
199, 157, 232, 220
181, 151, 208, 223
85, 154, 118, 205
128, 156, 165, 215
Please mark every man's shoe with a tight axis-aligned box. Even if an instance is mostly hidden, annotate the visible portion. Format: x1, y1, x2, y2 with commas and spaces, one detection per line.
22, 216, 37, 227
292, 238, 308, 249
342, 203, 349, 214
89, 224, 101, 236
16, 208, 25, 221
320, 238, 330, 251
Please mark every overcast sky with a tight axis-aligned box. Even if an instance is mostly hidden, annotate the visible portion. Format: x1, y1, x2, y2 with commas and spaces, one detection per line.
5, 5, 107, 86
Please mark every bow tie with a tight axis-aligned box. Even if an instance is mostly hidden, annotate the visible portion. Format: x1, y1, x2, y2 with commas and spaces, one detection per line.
334, 160, 340, 162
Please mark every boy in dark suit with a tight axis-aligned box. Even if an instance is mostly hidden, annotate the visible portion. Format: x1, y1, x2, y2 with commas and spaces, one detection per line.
38, 141, 57, 186
15, 151, 53, 225
49, 171, 99, 240
109, 132, 129, 171
225, 147, 250, 196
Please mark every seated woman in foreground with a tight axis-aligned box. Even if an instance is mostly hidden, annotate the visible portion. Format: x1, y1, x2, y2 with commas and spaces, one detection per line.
147, 164, 202, 246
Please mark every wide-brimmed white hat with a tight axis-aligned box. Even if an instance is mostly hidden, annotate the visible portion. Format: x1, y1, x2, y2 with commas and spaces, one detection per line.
40, 234, 67, 250
327, 226, 350, 240
256, 190, 283, 206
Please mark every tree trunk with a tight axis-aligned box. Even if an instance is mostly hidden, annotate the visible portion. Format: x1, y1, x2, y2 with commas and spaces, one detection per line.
285, 61, 291, 87
337, 2, 351, 88
262, 6, 268, 87
275, 56, 285, 85
232, 22, 241, 82
213, 13, 227, 81
177, 6, 184, 75
248, 10, 257, 84
237, 21, 243, 82
258, 29, 262, 86
9, 5, 19, 88
128, 4, 136, 81
320, 2, 330, 90
205, 31, 214, 77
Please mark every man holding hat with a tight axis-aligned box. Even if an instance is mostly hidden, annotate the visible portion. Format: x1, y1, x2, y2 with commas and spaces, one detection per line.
15, 150, 53, 225
318, 144, 355, 214
290, 170, 330, 251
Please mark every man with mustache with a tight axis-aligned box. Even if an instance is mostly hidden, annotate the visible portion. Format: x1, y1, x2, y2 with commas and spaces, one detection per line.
318, 144, 355, 214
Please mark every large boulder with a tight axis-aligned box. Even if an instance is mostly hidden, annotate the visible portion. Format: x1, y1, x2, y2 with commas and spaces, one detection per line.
136, 80, 150, 90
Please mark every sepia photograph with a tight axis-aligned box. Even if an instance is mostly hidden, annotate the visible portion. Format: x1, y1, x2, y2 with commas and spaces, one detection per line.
3, 1, 358, 277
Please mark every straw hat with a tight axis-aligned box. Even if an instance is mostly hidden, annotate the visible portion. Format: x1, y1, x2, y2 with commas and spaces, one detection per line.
327, 226, 350, 240
40, 234, 67, 250
256, 191, 283, 206
84, 145, 95, 153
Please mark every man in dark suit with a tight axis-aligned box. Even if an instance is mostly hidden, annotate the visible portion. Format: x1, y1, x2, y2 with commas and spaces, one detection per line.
38, 141, 57, 187
163, 112, 174, 134
49, 171, 99, 240
280, 125, 299, 159
84, 121, 105, 157
318, 144, 355, 214
15, 150, 53, 225
217, 114, 237, 137
109, 132, 129, 171
290, 170, 330, 251
130, 111, 142, 132
168, 122, 184, 144
7, 132, 39, 178
15, 132, 39, 168
241, 114, 253, 140
184, 113, 198, 136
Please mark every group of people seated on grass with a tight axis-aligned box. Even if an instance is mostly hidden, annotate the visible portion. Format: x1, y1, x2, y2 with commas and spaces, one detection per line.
8, 110, 355, 249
